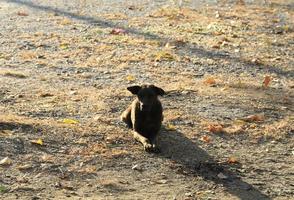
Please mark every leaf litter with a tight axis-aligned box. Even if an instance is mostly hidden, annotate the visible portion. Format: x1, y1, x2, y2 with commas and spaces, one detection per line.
0, 0, 293, 199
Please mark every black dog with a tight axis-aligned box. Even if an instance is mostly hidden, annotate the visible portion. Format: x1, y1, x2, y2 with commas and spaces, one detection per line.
120, 85, 165, 152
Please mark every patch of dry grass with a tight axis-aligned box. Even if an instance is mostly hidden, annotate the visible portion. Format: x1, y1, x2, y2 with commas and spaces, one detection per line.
0, 70, 27, 79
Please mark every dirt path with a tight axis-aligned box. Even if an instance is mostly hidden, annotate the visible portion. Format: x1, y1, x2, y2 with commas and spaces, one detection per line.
0, 0, 293, 199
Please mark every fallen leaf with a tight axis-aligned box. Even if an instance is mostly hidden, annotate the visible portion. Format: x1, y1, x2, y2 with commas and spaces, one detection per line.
31, 138, 43, 145
166, 123, 176, 131
228, 157, 238, 164
60, 43, 69, 50
110, 28, 126, 35
17, 11, 29, 16
0, 157, 12, 166
154, 51, 175, 61
203, 77, 216, 85
201, 135, 211, 143
62, 119, 79, 124
243, 114, 265, 122
262, 75, 272, 87
207, 124, 224, 133
126, 75, 136, 82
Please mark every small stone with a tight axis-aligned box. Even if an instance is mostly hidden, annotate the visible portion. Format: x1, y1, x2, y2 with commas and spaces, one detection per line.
54, 182, 62, 188
69, 91, 77, 95
181, 90, 189, 95
217, 172, 228, 179
185, 192, 192, 197
157, 179, 168, 184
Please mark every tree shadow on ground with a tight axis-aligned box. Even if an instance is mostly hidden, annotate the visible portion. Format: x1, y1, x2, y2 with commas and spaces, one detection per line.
0, 121, 33, 132
158, 128, 270, 200
5, 0, 294, 78
0, 122, 33, 156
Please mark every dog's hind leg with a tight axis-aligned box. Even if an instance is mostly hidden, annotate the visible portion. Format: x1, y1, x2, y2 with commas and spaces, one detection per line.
120, 106, 132, 128
133, 131, 153, 152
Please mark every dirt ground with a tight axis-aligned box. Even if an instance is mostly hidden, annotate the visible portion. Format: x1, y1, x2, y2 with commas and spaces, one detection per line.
0, 0, 293, 199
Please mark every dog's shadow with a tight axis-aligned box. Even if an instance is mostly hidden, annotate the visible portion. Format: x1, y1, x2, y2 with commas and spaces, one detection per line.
158, 128, 270, 200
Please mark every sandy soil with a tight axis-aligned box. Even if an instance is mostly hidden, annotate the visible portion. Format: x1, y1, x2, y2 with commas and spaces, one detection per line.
0, 0, 293, 199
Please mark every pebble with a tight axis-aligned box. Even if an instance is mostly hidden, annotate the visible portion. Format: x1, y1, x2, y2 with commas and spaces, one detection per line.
132, 164, 142, 171
69, 91, 77, 95
217, 172, 228, 179
185, 192, 192, 197
157, 179, 168, 184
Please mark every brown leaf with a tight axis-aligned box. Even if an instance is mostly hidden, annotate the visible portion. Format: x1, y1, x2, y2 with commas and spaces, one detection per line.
263, 75, 272, 87
203, 77, 216, 85
110, 28, 126, 35
201, 135, 211, 143
228, 157, 238, 164
243, 114, 265, 122
207, 124, 224, 133
17, 11, 29, 16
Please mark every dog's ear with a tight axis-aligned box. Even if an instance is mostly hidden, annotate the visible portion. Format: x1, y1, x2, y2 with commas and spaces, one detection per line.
127, 86, 141, 95
151, 85, 165, 96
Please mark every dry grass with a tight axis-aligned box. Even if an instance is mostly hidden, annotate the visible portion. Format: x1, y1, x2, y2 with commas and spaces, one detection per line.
0, 70, 27, 79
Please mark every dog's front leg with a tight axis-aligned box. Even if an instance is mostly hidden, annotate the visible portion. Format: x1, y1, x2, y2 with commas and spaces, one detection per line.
151, 135, 159, 148
133, 131, 152, 151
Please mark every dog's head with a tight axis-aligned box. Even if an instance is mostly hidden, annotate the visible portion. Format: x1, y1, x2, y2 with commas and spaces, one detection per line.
127, 85, 165, 112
